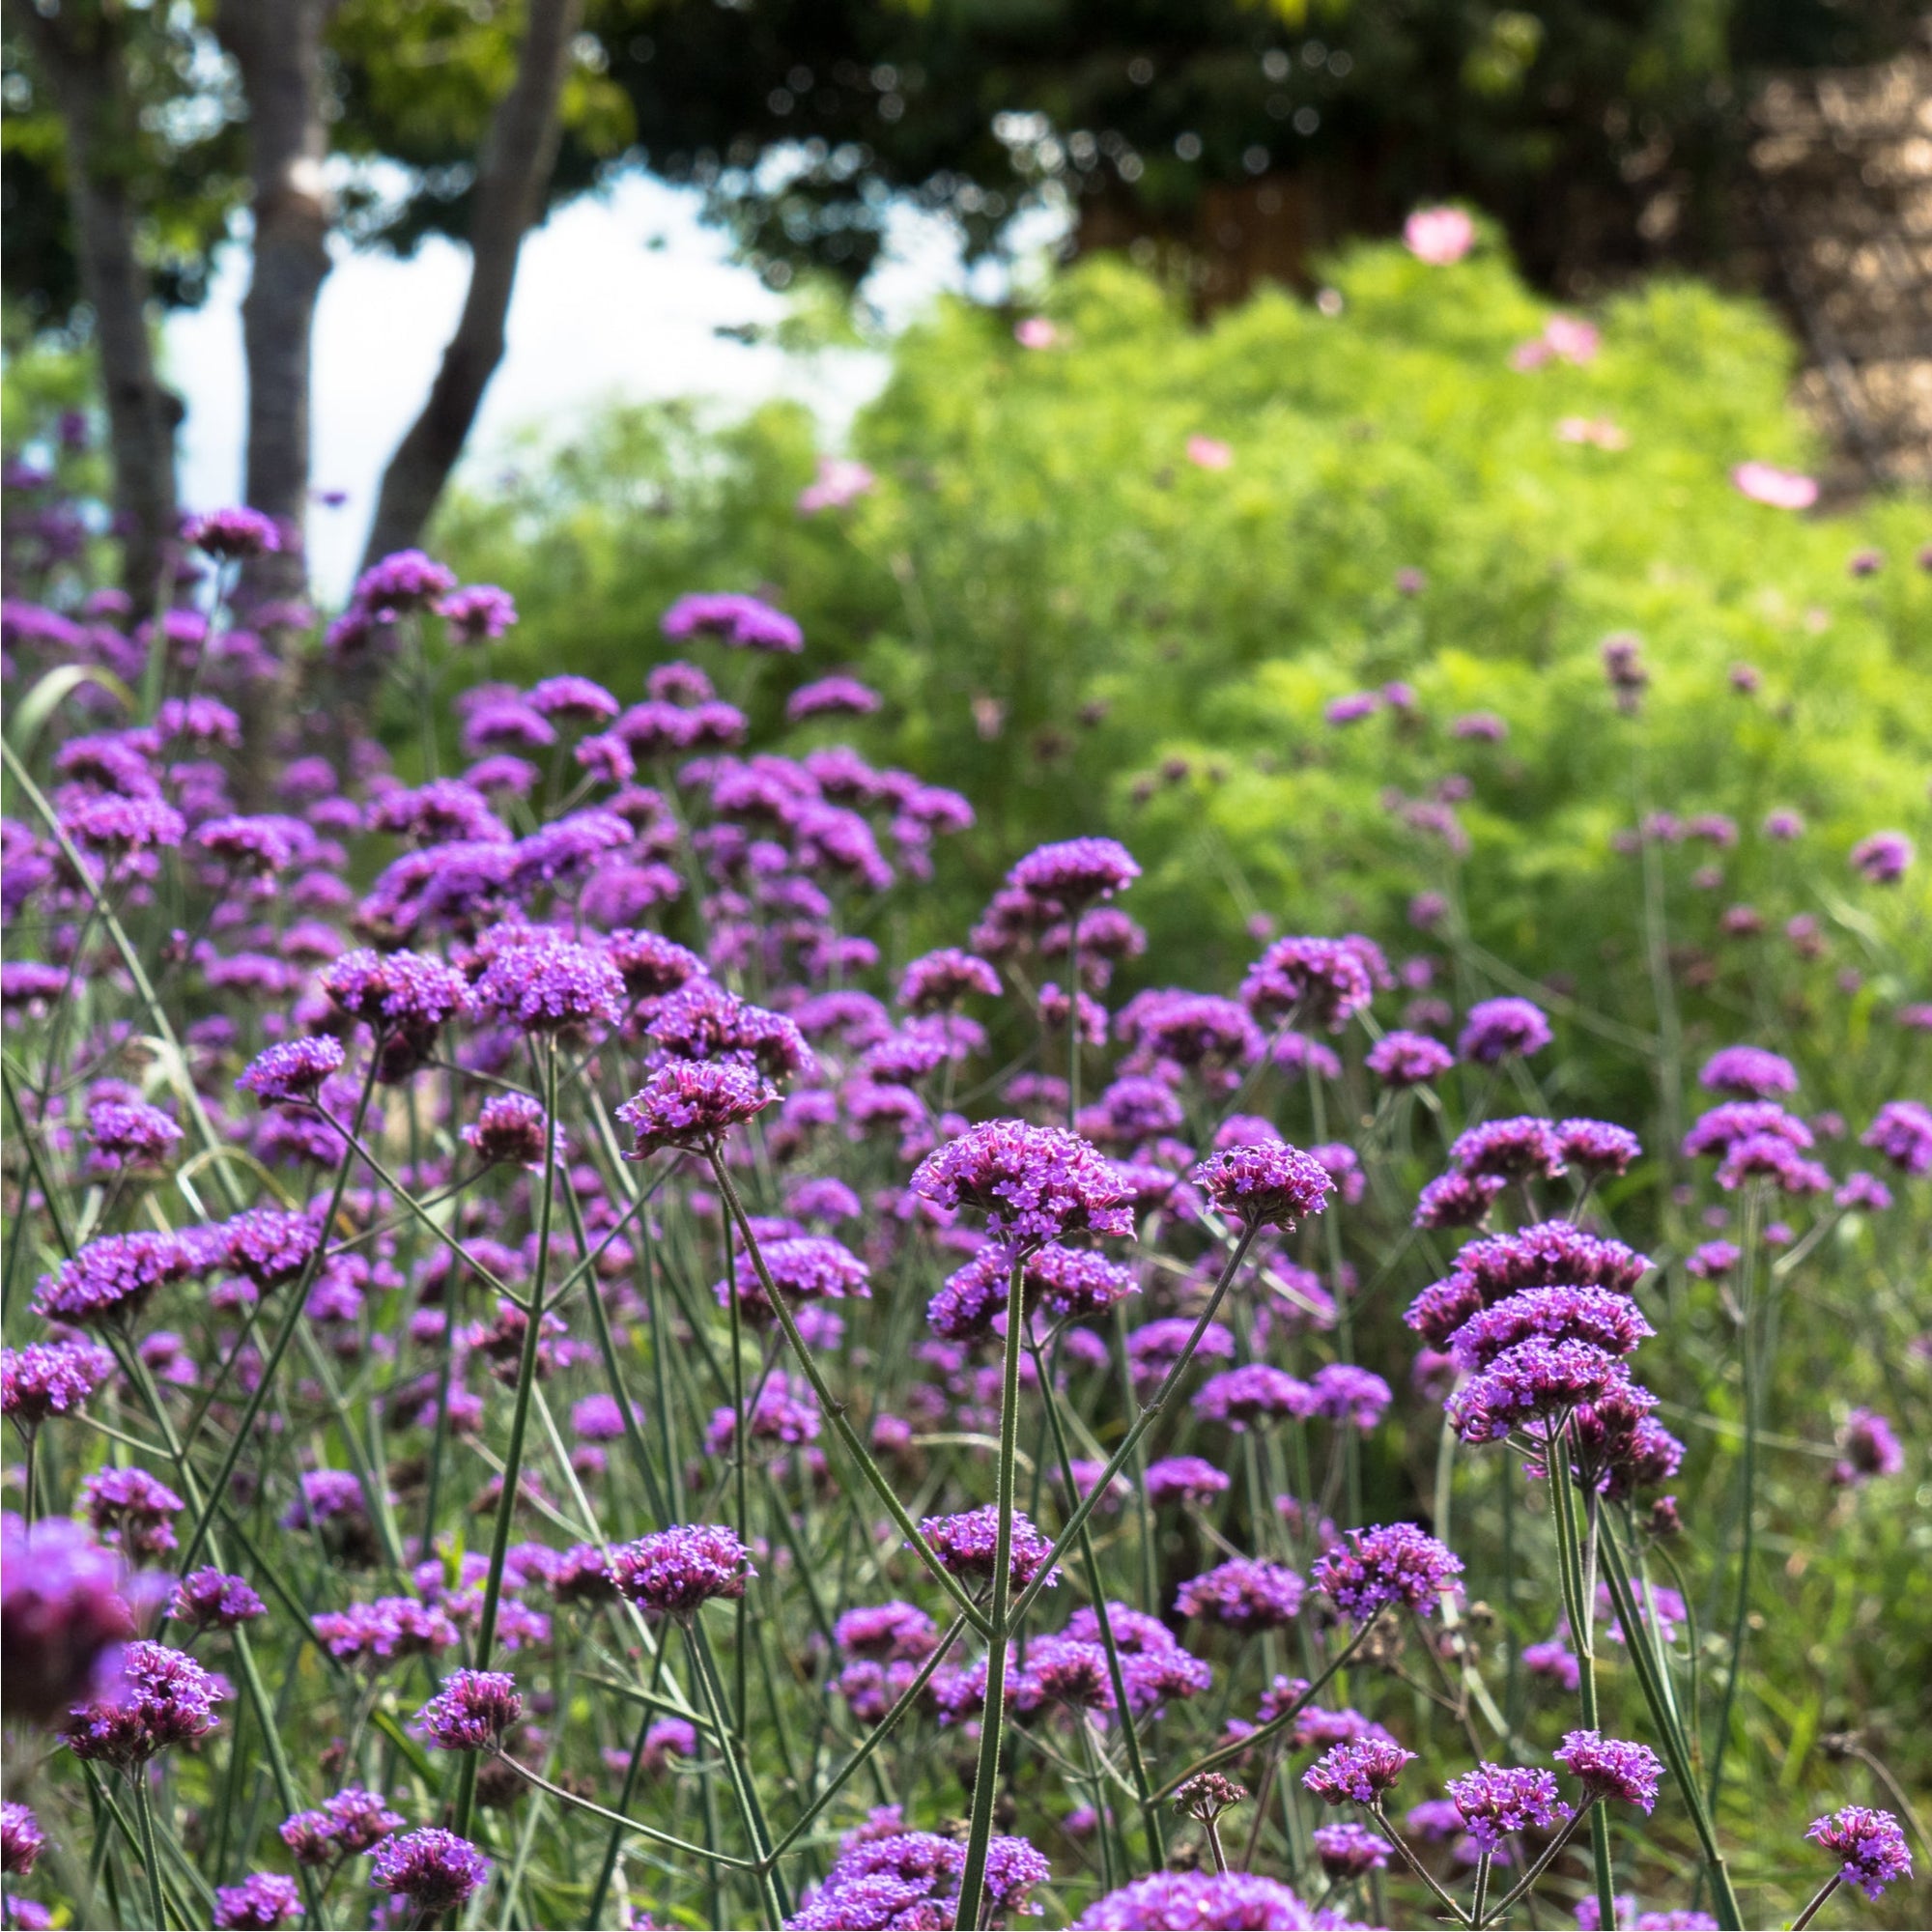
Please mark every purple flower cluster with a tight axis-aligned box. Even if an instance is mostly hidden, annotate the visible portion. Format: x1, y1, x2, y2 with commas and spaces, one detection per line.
921, 1505, 1062, 1590
1176, 1558, 1306, 1632
61, 1638, 226, 1766
1805, 1805, 1913, 1900
1313, 1522, 1463, 1623
1445, 1763, 1572, 1847
912, 1121, 1133, 1250
611, 1524, 753, 1617
1303, 1738, 1417, 1804
1191, 1141, 1335, 1230
1076, 1871, 1347, 1930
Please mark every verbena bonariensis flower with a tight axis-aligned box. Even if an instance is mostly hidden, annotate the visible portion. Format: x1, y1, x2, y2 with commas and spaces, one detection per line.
1008, 837, 1140, 909
354, 547, 457, 615
1240, 935, 1376, 1032
1553, 1731, 1664, 1811
1313, 1523, 1463, 1623
1445, 1764, 1572, 1848
61, 1638, 226, 1766
1861, 1099, 1932, 1176
469, 930, 625, 1033
646, 979, 813, 1081
1175, 1558, 1305, 1632
1682, 1101, 1812, 1160
415, 1669, 523, 1750
236, 1034, 346, 1105
1832, 1407, 1904, 1485
835, 1601, 939, 1661
280, 1788, 405, 1864
436, 582, 517, 640
311, 1598, 461, 1666
718, 1235, 869, 1319
1450, 1116, 1568, 1181
607, 927, 704, 999
1446, 1339, 1631, 1442
370, 1826, 491, 1917
1699, 1045, 1799, 1099
1447, 1286, 1654, 1371
85, 1097, 183, 1172
1312, 1820, 1389, 1878
1145, 1456, 1233, 1508
1194, 1365, 1317, 1430
1191, 1142, 1334, 1231
32, 1230, 195, 1326
1413, 1172, 1506, 1230
1, 1517, 135, 1722
899, 947, 1003, 1011
185, 505, 281, 557
170, 1568, 267, 1631
1713, 1133, 1832, 1196
787, 673, 881, 720
323, 947, 469, 1040
462, 1093, 554, 1166
1849, 831, 1913, 884
785, 1829, 1050, 1929
1309, 1364, 1392, 1431
1458, 997, 1552, 1064
912, 1121, 1134, 1250
1556, 1118, 1643, 1176
1366, 1029, 1456, 1088
2, 1802, 45, 1876
1303, 1738, 1417, 1804
662, 589, 803, 651
1804, 1805, 1913, 1899
80, 1465, 185, 1559
1075, 1871, 1343, 1930
2, 1340, 113, 1430
616, 1061, 778, 1155
223, 1206, 325, 1288
610, 1524, 753, 1618
210, 1872, 302, 1930
921, 1505, 1062, 1590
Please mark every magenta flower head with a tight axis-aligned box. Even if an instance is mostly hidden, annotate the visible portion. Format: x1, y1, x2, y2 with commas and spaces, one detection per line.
32, 1230, 195, 1328
279, 1787, 403, 1864
61, 1638, 226, 1767
1849, 831, 1913, 884
1804, 1805, 1913, 1900
1447, 1286, 1653, 1372
3, 1802, 45, 1876
211, 1872, 301, 1929
1008, 837, 1140, 910
1191, 1142, 1334, 1231
1241, 935, 1378, 1032
1447, 1339, 1629, 1443
1832, 1407, 1904, 1486
1458, 997, 1552, 1065
1862, 1099, 1932, 1177
1699, 1045, 1798, 1100
2, 1516, 137, 1723
222, 1207, 325, 1290
1413, 1172, 1506, 1230
354, 549, 457, 615
237, 1035, 346, 1106
1175, 1559, 1305, 1633
921, 1505, 1062, 1591
1367, 1030, 1456, 1088
436, 583, 518, 641
1451, 1116, 1567, 1181
611, 1524, 753, 1619
1553, 1731, 1664, 1812
1311, 1820, 1388, 1879
1075, 1871, 1334, 1929
1445, 1764, 1572, 1848
617, 1061, 777, 1156
170, 1568, 267, 1632
662, 589, 803, 652
185, 506, 281, 558
1313, 1522, 1463, 1624
3, 1340, 114, 1431
469, 931, 624, 1034
912, 1120, 1133, 1251
370, 1827, 490, 1918
462, 1093, 554, 1167
1556, 1119, 1643, 1177
415, 1669, 522, 1750
1303, 1737, 1417, 1805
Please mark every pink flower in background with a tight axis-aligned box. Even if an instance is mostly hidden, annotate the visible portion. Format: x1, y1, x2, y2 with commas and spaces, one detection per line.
1512, 314, 1600, 368
1013, 318, 1061, 350
1186, 436, 1234, 470
1404, 207, 1474, 265
1731, 462, 1817, 510
797, 458, 876, 516
1558, 417, 1628, 450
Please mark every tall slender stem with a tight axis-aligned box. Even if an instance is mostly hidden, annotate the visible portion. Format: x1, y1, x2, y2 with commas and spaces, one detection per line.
128, 1768, 170, 1932
1788, 1874, 1841, 1932
954, 1249, 1028, 1932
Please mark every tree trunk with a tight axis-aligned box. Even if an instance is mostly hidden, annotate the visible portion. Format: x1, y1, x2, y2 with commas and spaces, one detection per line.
359, 0, 583, 570
14, 2, 179, 611
216, 0, 337, 604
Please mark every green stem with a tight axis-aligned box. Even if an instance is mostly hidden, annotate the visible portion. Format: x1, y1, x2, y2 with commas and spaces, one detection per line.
129, 1767, 171, 1932
954, 1249, 1028, 1932
685, 1619, 789, 1924
1788, 1874, 1841, 1932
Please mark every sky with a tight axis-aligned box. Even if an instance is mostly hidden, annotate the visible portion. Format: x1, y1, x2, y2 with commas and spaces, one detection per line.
164, 172, 1037, 601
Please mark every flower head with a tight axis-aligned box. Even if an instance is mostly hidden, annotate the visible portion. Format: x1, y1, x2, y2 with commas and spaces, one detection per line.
1805, 1805, 1912, 1900
170, 1568, 267, 1631
211, 1873, 302, 1930
611, 1524, 753, 1618
279, 1786, 403, 1864
415, 1669, 522, 1750
3, 1340, 114, 1430
921, 1505, 1062, 1590
33, 1231, 195, 1327
61, 1638, 226, 1766
370, 1827, 490, 1916
1313, 1522, 1463, 1623
1553, 1731, 1664, 1811
1176, 1559, 1305, 1633
2, 1803, 45, 1877
616, 1061, 777, 1156
662, 590, 803, 652
1075, 1871, 1336, 1930
1406, 206, 1475, 263
1458, 998, 1552, 1065
1445, 1764, 1571, 1848
237, 1036, 346, 1106
1191, 1142, 1334, 1231
913, 1121, 1133, 1250
1303, 1738, 1417, 1804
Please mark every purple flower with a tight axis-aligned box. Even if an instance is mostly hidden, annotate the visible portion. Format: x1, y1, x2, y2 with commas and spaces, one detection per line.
1145, 1457, 1233, 1507
1849, 832, 1913, 884
1556, 1119, 1643, 1176
81, 1466, 185, 1559
311, 1597, 460, 1666
1367, 1030, 1456, 1087
84, 1098, 183, 1172
1075, 1871, 1335, 1929
170, 1568, 267, 1631
414, 1669, 522, 1750
1683, 1101, 1812, 1160
354, 549, 457, 615
785, 1830, 1050, 1929
912, 1120, 1133, 1250
1523, 1639, 1581, 1690
1447, 1339, 1629, 1442
185, 506, 282, 557
1699, 1046, 1798, 1099
238, 1036, 346, 1105
462, 1093, 554, 1166
469, 930, 625, 1034
223, 1207, 325, 1289
1450, 1116, 1567, 1181
1713, 1133, 1832, 1196
787, 674, 881, 721
1413, 1172, 1506, 1230
323, 948, 469, 1037
1833, 1408, 1904, 1485
1445, 1764, 1572, 1848
1194, 1365, 1317, 1431
616, 1062, 777, 1155
1008, 837, 1141, 909
1862, 1100, 1932, 1177
370, 1827, 490, 1916
1313, 1522, 1463, 1623
436, 583, 518, 640
647, 979, 813, 1082
1, 1517, 136, 1722
3, 1340, 114, 1429
835, 1602, 939, 1661
1309, 1364, 1392, 1431
62, 1638, 226, 1766
1553, 1731, 1664, 1811
1805, 1805, 1913, 1900
1191, 1142, 1334, 1231
611, 1524, 753, 1618
1310, 1820, 1388, 1879
1687, 1240, 1740, 1279
526, 673, 618, 724
1447, 1287, 1653, 1371
211, 1873, 302, 1929
1458, 998, 1552, 1064
1303, 1738, 1417, 1804
1241, 936, 1378, 1032
33, 1230, 196, 1327
662, 590, 803, 652
280, 1786, 404, 1864
2, 1803, 45, 1877
921, 1505, 1062, 1590
898, 948, 1002, 1012
1176, 1559, 1305, 1632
